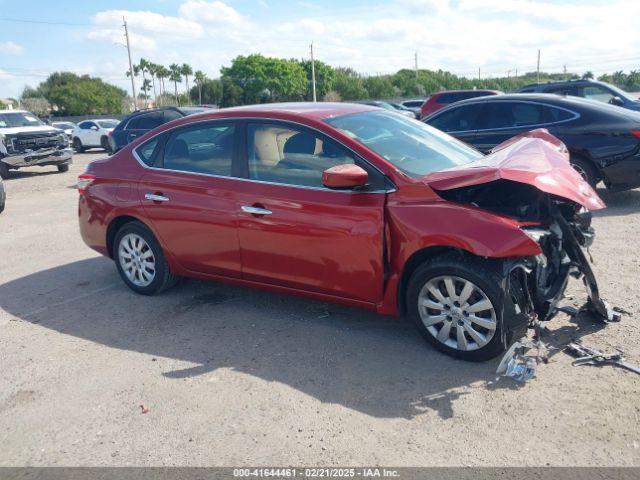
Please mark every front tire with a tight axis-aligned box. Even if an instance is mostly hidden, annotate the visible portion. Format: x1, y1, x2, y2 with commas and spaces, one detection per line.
0, 161, 9, 179
406, 254, 506, 361
57, 164, 69, 173
570, 156, 599, 188
114, 222, 177, 295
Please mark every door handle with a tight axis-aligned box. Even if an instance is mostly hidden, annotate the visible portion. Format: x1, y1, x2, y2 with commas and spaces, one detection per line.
241, 205, 272, 215
145, 193, 169, 202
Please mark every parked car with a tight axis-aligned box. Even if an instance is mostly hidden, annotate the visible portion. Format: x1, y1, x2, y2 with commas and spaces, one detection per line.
51, 121, 76, 142
420, 89, 501, 118
354, 100, 416, 118
109, 106, 211, 153
0, 176, 5, 213
389, 102, 420, 118
399, 99, 424, 116
0, 109, 72, 178
518, 79, 640, 111
72, 119, 119, 153
78, 102, 609, 361
423, 93, 640, 190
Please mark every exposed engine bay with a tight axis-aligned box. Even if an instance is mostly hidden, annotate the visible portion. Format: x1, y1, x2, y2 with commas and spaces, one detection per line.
435, 178, 620, 346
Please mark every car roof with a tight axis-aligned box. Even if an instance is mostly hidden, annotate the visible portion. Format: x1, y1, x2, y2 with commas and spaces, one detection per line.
80, 118, 119, 123
207, 102, 376, 121
520, 79, 606, 90
432, 89, 501, 95
424, 92, 640, 120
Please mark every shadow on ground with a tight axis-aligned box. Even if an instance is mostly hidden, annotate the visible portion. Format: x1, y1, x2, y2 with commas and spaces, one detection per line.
0, 257, 604, 420
592, 187, 640, 218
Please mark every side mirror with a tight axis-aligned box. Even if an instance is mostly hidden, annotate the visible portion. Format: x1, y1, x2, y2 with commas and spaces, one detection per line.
322, 164, 368, 189
609, 96, 624, 107
90, 125, 99, 131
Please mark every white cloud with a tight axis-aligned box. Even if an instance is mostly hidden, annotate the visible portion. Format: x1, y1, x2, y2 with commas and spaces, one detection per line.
179, 1, 248, 29
92, 9, 204, 39
0, 41, 24, 55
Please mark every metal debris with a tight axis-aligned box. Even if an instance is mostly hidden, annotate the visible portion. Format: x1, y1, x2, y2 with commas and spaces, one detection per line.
496, 337, 549, 382
565, 342, 640, 376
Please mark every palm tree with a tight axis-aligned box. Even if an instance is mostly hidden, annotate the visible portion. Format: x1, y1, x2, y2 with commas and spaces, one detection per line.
194, 70, 206, 105
169, 64, 183, 105
126, 65, 141, 108
155, 65, 169, 104
147, 63, 159, 105
181, 63, 193, 102
138, 58, 151, 107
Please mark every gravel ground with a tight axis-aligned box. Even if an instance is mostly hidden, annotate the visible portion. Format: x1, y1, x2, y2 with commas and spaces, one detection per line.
0, 152, 639, 467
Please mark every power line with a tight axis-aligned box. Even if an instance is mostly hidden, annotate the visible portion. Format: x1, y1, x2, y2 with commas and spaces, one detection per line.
0, 17, 93, 26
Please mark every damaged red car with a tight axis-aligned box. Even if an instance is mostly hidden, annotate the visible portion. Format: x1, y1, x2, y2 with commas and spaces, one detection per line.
78, 103, 611, 361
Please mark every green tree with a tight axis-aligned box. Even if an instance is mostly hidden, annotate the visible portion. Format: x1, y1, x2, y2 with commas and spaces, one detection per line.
582, 71, 594, 79
298, 59, 334, 101
182, 63, 193, 100
193, 70, 206, 105
220, 77, 243, 107
34, 72, 126, 115
363, 75, 396, 99
221, 54, 307, 104
169, 64, 183, 104
332, 67, 368, 100
189, 78, 223, 106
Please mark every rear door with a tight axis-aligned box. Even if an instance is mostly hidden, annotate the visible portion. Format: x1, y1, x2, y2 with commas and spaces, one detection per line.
125, 111, 164, 145
234, 121, 388, 304
136, 120, 242, 277
473, 101, 548, 153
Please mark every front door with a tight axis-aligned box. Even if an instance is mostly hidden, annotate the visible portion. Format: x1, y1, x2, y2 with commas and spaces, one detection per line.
137, 121, 242, 277
235, 121, 387, 304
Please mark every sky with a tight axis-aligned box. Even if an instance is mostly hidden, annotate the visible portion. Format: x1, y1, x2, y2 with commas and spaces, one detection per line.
1, 0, 639, 99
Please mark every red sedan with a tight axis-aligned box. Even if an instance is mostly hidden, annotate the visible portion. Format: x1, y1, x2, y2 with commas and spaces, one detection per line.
78, 102, 609, 361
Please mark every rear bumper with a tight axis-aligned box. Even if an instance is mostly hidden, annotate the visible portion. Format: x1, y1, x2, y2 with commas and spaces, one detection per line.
601, 154, 640, 191
2, 148, 73, 168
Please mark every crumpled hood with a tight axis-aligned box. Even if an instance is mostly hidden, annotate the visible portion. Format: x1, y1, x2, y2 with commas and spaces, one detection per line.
422, 129, 605, 211
0, 125, 61, 136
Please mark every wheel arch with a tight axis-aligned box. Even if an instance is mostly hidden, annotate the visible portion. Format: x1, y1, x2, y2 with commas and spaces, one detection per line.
397, 246, 471, 314
106, 214, 148, 258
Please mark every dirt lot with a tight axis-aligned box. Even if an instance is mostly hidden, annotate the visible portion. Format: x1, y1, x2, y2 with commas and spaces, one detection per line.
0, 152, 639, 467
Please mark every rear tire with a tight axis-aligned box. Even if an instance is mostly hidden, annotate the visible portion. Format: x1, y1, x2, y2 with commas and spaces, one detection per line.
406, 253, 507, 362
57, 164, 69, 173
570, 156, 598, 188
114, 221, 178, 295
73, 137, 84, 153
0, 161, 9, 179
100, 136, 111, 153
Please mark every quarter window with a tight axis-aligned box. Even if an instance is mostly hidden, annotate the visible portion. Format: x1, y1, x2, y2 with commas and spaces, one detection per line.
136, 138, 160, 166
247, 123, 354, 188
163, 124, 235, 176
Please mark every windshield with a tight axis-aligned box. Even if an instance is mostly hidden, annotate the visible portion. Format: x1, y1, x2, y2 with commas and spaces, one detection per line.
325, 111, 483, 178
0, 112, 44, 128
52, 122, 75, 130
97, 120, 119, 129
606, 83, 638, 102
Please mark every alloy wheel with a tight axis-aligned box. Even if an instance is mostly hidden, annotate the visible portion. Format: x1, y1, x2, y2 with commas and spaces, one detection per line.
118, 233, 156, 287
417, 275, 497, 351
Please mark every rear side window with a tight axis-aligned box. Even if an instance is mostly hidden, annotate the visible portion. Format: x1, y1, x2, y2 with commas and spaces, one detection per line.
135, 138, 160, 166
480, 102, 545, 129
163, 110, 183, 122
162, 124, 235, 176
437, 92, 464, 104
427, 104, 482, 132
543, 106, 576, 122
127, 112, 164, 130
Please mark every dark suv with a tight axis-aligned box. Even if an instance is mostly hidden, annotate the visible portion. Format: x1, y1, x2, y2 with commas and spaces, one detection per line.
109, 106, 211, 153
518, 79, 640, 112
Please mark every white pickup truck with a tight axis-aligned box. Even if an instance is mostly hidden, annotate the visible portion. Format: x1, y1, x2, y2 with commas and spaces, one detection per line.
0, 110, 73, 178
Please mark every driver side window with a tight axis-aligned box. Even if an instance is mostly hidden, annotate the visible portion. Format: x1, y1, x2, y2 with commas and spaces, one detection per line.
247, 123, 354, 188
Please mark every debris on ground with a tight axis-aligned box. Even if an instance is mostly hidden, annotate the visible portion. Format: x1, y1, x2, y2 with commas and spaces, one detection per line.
565, 342, 640, 376
496, 337, 549, 382
140, 404, 150, 414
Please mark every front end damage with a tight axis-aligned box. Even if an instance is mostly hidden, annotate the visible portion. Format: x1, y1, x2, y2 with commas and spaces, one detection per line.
424, 130, 618, 351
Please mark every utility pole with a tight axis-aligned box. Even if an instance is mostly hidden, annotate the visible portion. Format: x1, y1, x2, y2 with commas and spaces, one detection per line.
123, 17, 136, 109
478, 67, 481, 81
414, 51, 418, 80
536, 49, 541, 84
310, 41, 317, 102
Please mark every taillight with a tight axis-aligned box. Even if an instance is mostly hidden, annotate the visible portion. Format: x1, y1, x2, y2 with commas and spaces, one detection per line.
77, 173, 96, 195
631, 130, 640, 139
